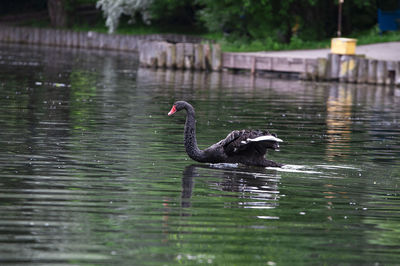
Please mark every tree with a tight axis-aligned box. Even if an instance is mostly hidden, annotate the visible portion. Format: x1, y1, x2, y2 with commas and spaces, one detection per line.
150, 0, 199, 27
48, 0, 68, 27
197, 0, 377, 43
96, 0, 153, 33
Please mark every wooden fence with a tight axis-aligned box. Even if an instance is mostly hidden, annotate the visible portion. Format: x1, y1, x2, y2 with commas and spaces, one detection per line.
138, 41, 220, 71
0, 25, 206, 51
138, 41, 400, 86
0, 25, 399, 86
323, 54, 400, 85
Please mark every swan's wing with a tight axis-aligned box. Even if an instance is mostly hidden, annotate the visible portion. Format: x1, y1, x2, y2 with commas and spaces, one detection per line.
223, 130, 282, 156
242, 135, 283, 144
217, 130, 242, 147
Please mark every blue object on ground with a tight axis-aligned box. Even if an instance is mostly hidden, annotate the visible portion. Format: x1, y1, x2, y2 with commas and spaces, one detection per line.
378, 8, 400, 32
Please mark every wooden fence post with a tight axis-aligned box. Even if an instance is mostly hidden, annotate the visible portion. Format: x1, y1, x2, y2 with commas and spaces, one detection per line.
166, 43, 176, 69
175, 43, 185, 69
367, 59, 377, 84
211, 43, 222, 71
376, 60, 387, 85
347, 56, 358, 83
395, 62, 400, 87
317, 58, 327, 80
194, 44, 204, 70
357, 58, 368, 84
184, 43, 194, 69
328, 53, 340, 80
156, 42, 167, 68
339, 55, 349, 82
203, 43, 212, 70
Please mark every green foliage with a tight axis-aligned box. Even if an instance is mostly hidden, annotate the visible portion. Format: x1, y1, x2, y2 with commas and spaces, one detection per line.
353, 26, 400, 45
217, 25, 400, 52
150, 0, 199, 26
218, 35, 331, 53
196, 0, 379, 44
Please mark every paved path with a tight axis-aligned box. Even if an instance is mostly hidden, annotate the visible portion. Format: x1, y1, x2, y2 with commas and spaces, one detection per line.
245, 42, 400, 61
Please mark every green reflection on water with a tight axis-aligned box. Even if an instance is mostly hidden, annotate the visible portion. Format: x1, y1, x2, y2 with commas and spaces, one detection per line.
69, 70, 98, 131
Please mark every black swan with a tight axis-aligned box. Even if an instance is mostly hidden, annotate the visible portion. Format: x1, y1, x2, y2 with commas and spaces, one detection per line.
168, 101, 283, 167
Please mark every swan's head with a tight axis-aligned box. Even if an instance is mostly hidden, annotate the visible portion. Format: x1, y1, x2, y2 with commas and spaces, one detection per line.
168, 101, 190, 116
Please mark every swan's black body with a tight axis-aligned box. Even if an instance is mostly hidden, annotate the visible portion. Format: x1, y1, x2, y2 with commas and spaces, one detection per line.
168, 101, 283, 167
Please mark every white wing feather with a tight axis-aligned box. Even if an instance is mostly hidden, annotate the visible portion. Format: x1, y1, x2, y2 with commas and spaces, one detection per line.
246, 135, 283, 143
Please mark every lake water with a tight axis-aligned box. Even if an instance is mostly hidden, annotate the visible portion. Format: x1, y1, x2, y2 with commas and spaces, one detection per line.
0, 43, 399, 265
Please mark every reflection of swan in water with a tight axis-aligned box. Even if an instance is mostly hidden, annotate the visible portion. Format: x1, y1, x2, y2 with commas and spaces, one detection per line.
181, 164, 281, 210
181, 164, 196, 209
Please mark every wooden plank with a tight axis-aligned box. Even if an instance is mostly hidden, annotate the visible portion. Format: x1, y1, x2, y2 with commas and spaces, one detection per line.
32, 27, 40, 44
328, 53, 340, 80
175, 43, 185, 69
222, 53, 315, 77
254, 56, 272, 70
184, 43, 194, 69
271, 57, 307, 72
376, 60, 387, 85
138, 42, 146, 66
347, 57, 358, 83
317, 58, 327, 80
85, 31, 95, 49
59, 29, 66, 46
17, 27, 25, 43
101, 33, 112, 49
49, 29, 57, 45
165, 43, 176, 68
367, 59, 377, 84
156, 42, 167, 68
119, 35, 129, 51
139, 41, 155, 67
251, 57, 256, 75
202, 44, 212, 70
222, 53, 254, 69
41, 28, 49, 45
13, 26, 20, 42
211, 44, 222, 71
0, 26, 11, 42
386, 61, 396, 85
339, 55, 355, 82
54, 29, 61, 46
395, 61, 400, 86
148, 42, 158, 67
72, 31, 79, 47
357, 58, 368, 84
304, 58, 318, 80
194, 44, 204, 70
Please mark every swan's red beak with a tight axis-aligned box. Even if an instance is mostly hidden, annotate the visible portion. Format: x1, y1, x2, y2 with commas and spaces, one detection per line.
168, 105, 177, 116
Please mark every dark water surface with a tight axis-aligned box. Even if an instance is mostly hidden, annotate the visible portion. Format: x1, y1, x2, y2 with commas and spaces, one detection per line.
0, 43, 399, 265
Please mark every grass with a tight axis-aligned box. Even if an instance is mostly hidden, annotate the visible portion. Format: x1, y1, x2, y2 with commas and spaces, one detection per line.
216, 26, 400, 52
217, 36, 331, 52
71, 20, 207, 36
351, 26, 400, 45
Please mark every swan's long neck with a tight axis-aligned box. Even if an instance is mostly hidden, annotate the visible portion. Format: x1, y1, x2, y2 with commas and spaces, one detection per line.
184, 105, 206, 162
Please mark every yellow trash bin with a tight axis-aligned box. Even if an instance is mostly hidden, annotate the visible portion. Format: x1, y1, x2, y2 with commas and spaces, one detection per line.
331, 38, 357, 55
